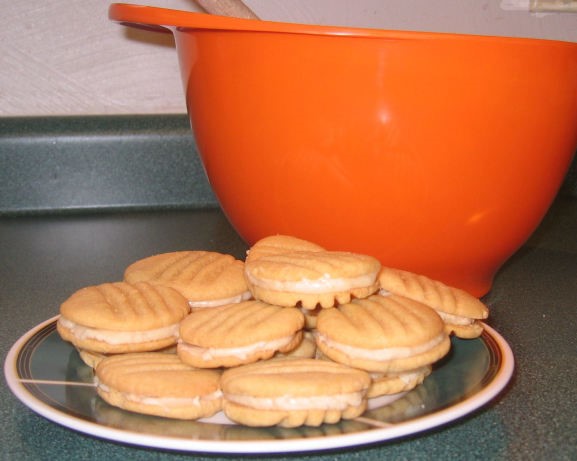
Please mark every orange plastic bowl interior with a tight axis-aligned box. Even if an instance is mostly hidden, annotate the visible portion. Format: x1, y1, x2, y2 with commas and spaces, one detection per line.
110, 4, 577, 296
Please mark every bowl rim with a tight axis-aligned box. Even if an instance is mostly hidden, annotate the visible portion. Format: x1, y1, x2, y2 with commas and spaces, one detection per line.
109, 3, 577, 47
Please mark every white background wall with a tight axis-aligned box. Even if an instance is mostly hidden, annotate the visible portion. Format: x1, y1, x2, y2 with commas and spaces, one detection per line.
2, 0, 577, 116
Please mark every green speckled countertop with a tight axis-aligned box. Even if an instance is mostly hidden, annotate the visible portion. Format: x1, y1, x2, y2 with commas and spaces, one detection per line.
1, 116, 576, 460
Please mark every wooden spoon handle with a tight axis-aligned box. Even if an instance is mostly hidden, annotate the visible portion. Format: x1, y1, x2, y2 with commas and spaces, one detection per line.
193, 0, 259, 19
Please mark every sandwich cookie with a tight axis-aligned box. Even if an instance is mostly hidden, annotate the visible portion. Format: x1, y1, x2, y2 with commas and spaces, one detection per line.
95, 352, 222, 420
57, 282, 190, 354
378, 267, 489, 338
77, 349, 107, 369
367, 365, 432, 398
299, 306, 323, 330
274, 331, 317, 359
245, 234, 326, 262
244, 235, 381, 309
77, 344, 177, 369
315, 294, 451, 373
220, 358, 371, 427
177, 300, 305, 368
124, 250, 251, 310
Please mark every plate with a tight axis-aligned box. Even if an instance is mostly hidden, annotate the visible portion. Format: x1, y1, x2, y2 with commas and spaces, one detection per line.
4, 316, 514, 454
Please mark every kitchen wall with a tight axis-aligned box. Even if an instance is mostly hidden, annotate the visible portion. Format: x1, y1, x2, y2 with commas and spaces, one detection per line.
2, 0, 577, 116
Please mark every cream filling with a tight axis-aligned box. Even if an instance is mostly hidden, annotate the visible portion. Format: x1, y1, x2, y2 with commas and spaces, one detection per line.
57, 317, 179, 345
188, 290, 252, 309
315, 332, 445, 361
435, 310, 475, 325
224, 391, 365, 411
245, 270, 378, 294
97, 380, 222, 407
178, 335, 295, 361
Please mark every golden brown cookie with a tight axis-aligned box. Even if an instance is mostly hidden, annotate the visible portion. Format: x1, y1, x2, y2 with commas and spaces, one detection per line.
177, 300, 305, 368
77, 349, 107, 369
245, 235, 325, 263
300, 306, 322, 330
220, 358, 371, 427
315, 294, 451, 373
77, 344, 177, 369
95, 352, 222, 420
367, 365, 432, 398
124, 251, 251, 309
244, 235, 381, 309
378, 267, 489, 338
92, 398, 227, 438
57, 282, 190, 354
275, 331, 317, 359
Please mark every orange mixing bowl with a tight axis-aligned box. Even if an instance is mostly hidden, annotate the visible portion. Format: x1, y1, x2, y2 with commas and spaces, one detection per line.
109, 4, 577, 297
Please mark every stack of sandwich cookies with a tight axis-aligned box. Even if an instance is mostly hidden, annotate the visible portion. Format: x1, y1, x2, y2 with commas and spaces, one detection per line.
54, 234, 490, 427
124, 250, 252, 310
378, 267, 489, 338
57, 281, 190, 355
177, 300, 305, 368
244, 235, 382, 309
220, 358, 371, 427
315, 294, 451, 397
95, 352, 222, 420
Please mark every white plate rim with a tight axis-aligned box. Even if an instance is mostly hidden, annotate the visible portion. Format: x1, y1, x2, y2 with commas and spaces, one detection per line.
4, 316, 514, 454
